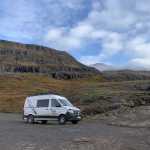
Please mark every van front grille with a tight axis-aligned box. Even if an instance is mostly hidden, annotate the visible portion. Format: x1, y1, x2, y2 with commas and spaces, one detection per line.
74, 111, 80, 116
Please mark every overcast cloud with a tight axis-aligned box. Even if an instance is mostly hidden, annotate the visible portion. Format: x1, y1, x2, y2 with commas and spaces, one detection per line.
0, 0, 150, 69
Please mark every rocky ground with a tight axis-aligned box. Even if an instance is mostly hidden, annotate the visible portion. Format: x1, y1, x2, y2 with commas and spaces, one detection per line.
0, 112, 150, 150
91, 106, 150, 128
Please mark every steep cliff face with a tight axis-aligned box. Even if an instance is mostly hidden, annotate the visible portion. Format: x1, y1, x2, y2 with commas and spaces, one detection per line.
0, 40, 98, 79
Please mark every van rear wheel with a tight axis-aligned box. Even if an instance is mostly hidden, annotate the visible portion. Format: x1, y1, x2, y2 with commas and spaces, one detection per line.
27, 115, 34, 124
41, 120, 48, 124
58, 115, 66, 125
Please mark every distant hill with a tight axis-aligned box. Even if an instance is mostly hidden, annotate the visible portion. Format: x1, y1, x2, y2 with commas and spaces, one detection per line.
91, 63, 150, 81
90, 63, 117, 71
91, 62, 150, 72
102, 70, 150, 81
0, 40, 99, 79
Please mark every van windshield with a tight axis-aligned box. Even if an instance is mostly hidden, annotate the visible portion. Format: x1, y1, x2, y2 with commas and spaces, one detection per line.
59, 99, 73, 107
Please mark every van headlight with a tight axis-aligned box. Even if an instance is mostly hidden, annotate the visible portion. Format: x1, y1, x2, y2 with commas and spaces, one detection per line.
68, 109, 74, 114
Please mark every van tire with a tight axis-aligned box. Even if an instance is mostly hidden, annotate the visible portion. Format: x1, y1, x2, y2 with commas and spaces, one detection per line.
71, 120, 78, 124
27, 115, 34, 124
41, 120, 48, 124
58, 115, 66, 125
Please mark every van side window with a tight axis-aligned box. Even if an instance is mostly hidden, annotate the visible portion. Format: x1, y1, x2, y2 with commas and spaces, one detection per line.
37, 99, 49, 107
51, 99, 61, 107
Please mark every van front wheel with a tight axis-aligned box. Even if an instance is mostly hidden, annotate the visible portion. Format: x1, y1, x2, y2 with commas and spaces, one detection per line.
27, 115, 34, 124
58, 115, 66, 125
71, 120, 78, 124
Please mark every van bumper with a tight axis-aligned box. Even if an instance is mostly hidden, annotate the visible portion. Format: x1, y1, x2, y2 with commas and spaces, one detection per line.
66, 112, 81, 121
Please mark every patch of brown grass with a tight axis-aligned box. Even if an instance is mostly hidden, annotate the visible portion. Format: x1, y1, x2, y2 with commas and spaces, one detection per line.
0, 73, 150, 115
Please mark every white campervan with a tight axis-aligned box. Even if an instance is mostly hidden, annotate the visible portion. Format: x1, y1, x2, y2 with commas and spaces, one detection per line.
23, 94, 81, 124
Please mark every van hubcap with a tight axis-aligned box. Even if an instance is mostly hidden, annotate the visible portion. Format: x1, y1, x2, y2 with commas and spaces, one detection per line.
28, 118, 32, 123
59, 116, 66, 124
60, 117, 65, 123
28, 115, 34, 123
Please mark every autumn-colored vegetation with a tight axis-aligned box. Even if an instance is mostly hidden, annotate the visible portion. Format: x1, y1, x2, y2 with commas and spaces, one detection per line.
0, 73, 150, 115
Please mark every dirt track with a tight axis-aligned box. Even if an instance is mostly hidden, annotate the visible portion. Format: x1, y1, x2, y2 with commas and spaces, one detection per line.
0, 113, 150, 150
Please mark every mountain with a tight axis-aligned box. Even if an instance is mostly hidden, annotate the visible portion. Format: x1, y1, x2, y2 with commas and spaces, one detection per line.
91, 62, 150, 72
0, 40, 99, 79
90, 63, 116, 71
91, 63, 150, 81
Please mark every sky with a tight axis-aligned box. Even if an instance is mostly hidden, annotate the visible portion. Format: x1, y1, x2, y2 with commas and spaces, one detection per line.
0, 0, 150, 69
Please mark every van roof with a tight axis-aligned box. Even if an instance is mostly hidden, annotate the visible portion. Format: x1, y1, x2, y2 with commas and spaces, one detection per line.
27, 94, 66, 99
30, 92, 60, 96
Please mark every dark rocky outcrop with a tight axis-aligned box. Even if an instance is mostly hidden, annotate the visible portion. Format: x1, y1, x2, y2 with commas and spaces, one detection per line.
0, 40, 99, 79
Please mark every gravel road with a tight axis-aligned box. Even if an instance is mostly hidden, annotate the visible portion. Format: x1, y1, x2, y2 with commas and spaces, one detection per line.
0, 113, 150, 150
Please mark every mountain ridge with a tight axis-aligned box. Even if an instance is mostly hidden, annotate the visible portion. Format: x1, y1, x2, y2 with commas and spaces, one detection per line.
0, 40, 99, 79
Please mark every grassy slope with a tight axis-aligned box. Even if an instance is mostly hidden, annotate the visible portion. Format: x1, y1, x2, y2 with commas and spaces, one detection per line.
0, 73, 150, 115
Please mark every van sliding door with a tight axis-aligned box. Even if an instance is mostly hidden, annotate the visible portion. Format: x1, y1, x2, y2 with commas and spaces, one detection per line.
36, 99, 50, 117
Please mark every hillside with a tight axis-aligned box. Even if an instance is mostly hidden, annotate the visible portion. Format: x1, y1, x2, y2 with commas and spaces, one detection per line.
1, 40, 150, 115
0, 40, 98, 79
0, 74, 150, 115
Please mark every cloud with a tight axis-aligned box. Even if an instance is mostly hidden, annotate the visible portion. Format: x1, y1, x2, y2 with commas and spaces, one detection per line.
127, 37, 150, 58
45, 27, 81, 50
79, 55, 103, 65
0, 0, 89, 42
124, 36, 150, 69
45, 0, 150, 69
70, 24, 94, 39
45, 0, 133, 57
59, 0, 86, 10
1, 0, 150, 69
76, 0, 150, 68
127, 58, 150, 71
46, 28, 65, 41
